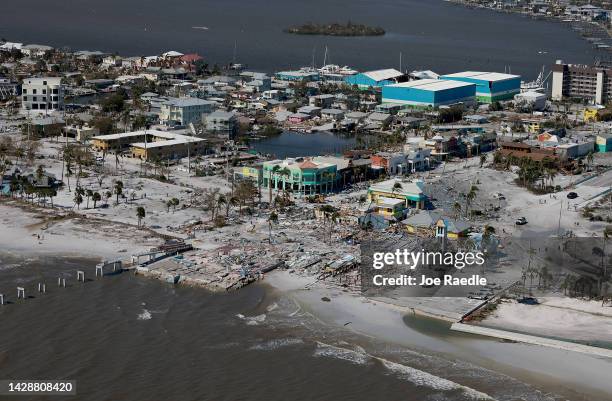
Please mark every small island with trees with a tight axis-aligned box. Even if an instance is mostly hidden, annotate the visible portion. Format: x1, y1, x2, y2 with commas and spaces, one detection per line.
284, 21, 385, 37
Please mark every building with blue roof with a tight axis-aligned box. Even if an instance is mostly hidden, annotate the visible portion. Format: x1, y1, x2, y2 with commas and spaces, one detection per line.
275, 70, 320, 82
439, 71, 521, 103
381, 79, 476, 108
344, 68, 404, 89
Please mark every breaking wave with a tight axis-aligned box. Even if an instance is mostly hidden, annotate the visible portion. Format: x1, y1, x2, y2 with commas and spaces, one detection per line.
250, 338, 304, 351
236, 313, 267, 326
137, 309, 152, 321
378, 358, 496, 400
314, 342, 495, 400
313, 342, 370, 365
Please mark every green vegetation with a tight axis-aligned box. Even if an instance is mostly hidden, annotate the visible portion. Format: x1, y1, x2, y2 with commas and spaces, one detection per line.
284, 21, 385, 37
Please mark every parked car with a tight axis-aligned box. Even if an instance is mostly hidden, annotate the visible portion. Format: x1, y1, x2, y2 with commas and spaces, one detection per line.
567, 192, 578, 199
515, 217, 528, 225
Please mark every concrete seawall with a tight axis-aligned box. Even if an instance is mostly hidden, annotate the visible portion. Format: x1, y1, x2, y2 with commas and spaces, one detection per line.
451, 323, 612, 359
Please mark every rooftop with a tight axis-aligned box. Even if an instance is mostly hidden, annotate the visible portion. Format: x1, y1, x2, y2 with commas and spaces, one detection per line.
130, 137, 204, 149
369, 179, 425, 197
163, 97, 214, 108
441, 71, 521, 82
363, 68, 403, 82
92, 129, 177, 141
388, 79, 475, 91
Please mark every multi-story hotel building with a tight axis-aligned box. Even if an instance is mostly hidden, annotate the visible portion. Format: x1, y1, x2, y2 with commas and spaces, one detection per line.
21, 77, 64, 112
551, 62, 612, 105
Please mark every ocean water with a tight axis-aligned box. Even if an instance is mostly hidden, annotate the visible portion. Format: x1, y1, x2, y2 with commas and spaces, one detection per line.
0, 0, 602, 79
250, 132, 356, 158
0, 254, 600, 401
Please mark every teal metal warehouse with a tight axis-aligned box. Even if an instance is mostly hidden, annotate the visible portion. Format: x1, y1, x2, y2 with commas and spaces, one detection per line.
381, 79, 476, 108
440, 71, 521, 103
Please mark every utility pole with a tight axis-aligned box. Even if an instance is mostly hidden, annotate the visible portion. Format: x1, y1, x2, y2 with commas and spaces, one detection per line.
557, 200, 563, 237
399, 52, 402, 73
187, 137, 191, 175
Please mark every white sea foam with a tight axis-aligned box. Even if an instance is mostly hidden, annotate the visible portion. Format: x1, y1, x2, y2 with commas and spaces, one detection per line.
250, 338, 304, 350
313, 341, 494, 400
266, 302, 279, 312
243, 314, 267, 326
378, 358, 495, 400
313, 342, 370, 365
137, 309, 152, 321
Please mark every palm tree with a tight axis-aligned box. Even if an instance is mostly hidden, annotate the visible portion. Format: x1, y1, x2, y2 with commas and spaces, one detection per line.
479, 153, 487, 168
391, 182, 402, 195
268, 211, 278, 244
547, 168, 557, 190
586, 151, 594, 170
136, 206, 146, 228
35, 164, 44, 182
171, 197, 179, 212
86, 189, 93, 209
48, 188, 57, 207
65, 155, 73, 192
466, 189, 476, 218
453, 202, 462, 219
277, 167, 291, 193
217, 194, 227, 216
493, 151, 502, 167
73, 191, 83, 210
269, 165, 280, 203
329, 210, 340, 243
92, 192, 101, 208
114, 180, 124, 204
229, 196, 239, 216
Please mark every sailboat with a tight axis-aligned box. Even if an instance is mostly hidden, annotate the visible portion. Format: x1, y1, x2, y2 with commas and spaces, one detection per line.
317, 46, 358, 76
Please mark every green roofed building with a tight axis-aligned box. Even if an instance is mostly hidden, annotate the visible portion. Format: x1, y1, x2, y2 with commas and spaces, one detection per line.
262, 157, 338, 195
367, 178, 427, 210
439, 71, 521, 103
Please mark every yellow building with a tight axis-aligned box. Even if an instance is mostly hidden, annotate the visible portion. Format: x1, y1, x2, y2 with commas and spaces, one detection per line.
401, 211, 470, 239
91, 130, 206, 160
584, 108, 600, 122
130, 138, 206, 160
233, 166, 262, 182
374, 197, 406, 219
523, 119, 541, 134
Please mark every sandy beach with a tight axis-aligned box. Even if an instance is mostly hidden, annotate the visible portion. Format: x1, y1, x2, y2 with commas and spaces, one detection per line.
0, 201, 164, 260
265, 269, 612, 401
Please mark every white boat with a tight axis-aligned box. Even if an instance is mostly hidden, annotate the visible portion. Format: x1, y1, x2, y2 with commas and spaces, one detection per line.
316, 46, 358, 76
318, 64, 358, 76
521, 67, 551, 93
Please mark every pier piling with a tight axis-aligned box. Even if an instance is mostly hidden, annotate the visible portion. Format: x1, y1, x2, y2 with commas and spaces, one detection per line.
38, 283, 46, 293
17, 287, 25, 299
95, 265, 104, 278
0, 294, 4, 305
